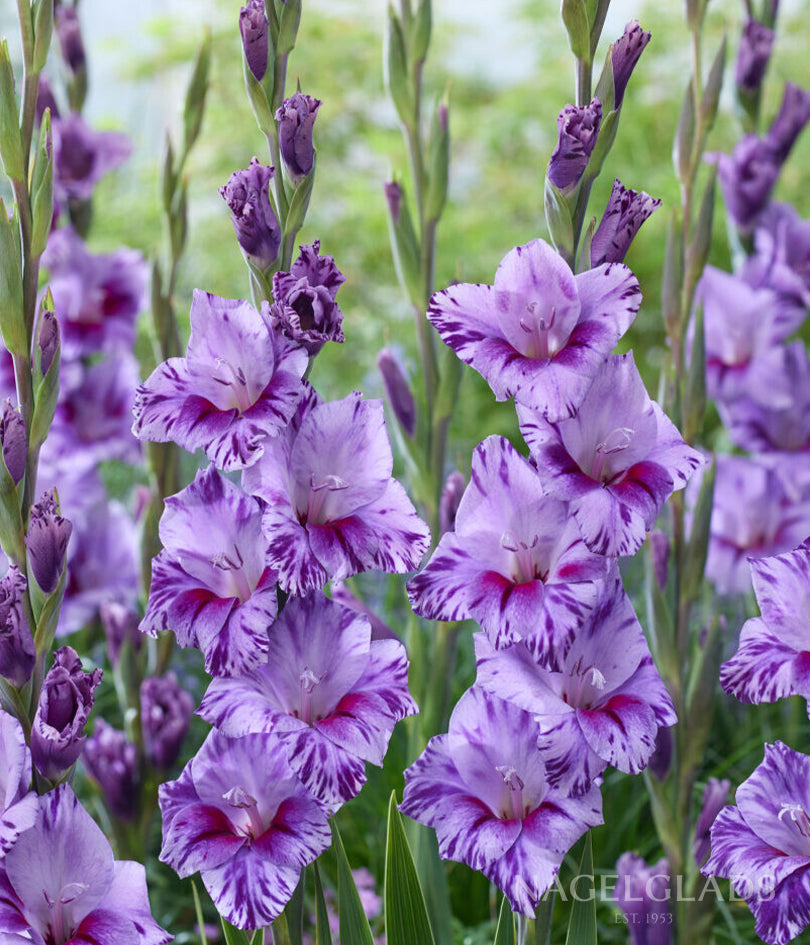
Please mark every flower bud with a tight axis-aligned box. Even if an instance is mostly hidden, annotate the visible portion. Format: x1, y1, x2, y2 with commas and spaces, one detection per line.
590, 178, 661, 266
693, 777, 730, 865
0, 566, 34, 689
99, 601, 142, 666
616, 853, 672, 935
36, 75, 60, 124
31, 646, 102, 781
0, 400, 26, 485
547, 99, 602, 192
38, 310, 59, 377
714, 135, 778, 231
439, 470, 465, 535
647, 724, 672, 781
83, 720, 138, 821
26, 489, 72, 595
140, 673, 193, 770
239, 0, 269, 83
377, 348, 416, 437
611, 20, 651, 110
766, 82, 810, 164
649, 530, 670, 592
276, 91, 321, 184
269, 240, 345, 355
55, 5, 85, 74
219, 158, 280, 272
736, 19, 774, 94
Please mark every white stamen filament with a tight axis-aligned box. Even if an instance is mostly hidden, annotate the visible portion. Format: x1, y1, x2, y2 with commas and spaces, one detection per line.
589, 427, 635, 481
210, 546, 252, 602
496, 764, 526, 820
500, 531, 541, 584
224, 786, 265, 841
299, 666, 327, 724
518, 303, 556, 359
45, 882, 88, 944
214, 357, 252, 413
306, 474, 350, 524
779, 803, 810, 839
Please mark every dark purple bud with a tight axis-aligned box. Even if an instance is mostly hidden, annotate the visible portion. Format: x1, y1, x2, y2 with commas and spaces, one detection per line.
36, 75, 60, 124
736, 19, 775, 94
83, 719, 138, 821
590, 178, 661, 267
548, 99, 602, 191
269, 240, 345, 354
384, 180, 403, 223
140, 672, 193, 770
26, 489, 72, 595
219, 158, 281, 272
616, 853, 672, 940
55, 6, 85, 74
439, 470, 466, 535
0, 566, 34, 688
377, 348, 416, 437
765, 82, 810, 164
693, 777, 731, 865
0, 400, 26, 485
648, 724, 672, 781
239, 0, 269, 82
330, 583, 400, 642
713, 135, 779, 230
611, 20, 651, 110
276, 92, 322, 183
38, 311, 59, 376
30, 645, 102, 781
649, 529, 670, 592
99, 601, 142, 666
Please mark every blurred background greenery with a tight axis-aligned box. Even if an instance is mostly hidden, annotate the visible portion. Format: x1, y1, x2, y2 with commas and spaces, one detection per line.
9, 0, 810, 940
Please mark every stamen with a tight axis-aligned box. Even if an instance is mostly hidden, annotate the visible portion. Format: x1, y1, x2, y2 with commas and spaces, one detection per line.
214, 357, 252, 412
224, 786, 258, 809
495, 765, 526, 820
298, 667, 327, 724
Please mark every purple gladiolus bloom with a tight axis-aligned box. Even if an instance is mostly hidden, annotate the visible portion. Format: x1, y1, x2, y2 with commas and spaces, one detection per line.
745, 202, 810, 310
141, 673, 194, 770
765, 82, 810, 163
159, 729, 331, 929
702, 741, 810, 944
42, 226, 147, 357
243, 387, 430, 594
427, 238, 640, 422
83, 720, 138, 822
698, 265, 803, 408
30, 646, 102, 781
400, 687, 603, 916
269, 239, 346, 355
0, 711, 37, 857
26, 488, 73, 595
220, 159, 281, 273
720, 541, 810, 711
713, 135, 780, 231
408, 435, 608, 657
199, 592, 416, 808
590, 179, 661, 267
276, 92, 322, 183
548, 100, 602, 192
0, 784, 169, 944
133, 290, 307, 472
239, 0, 269, 81
519, 353, 703, 557
702, 456, 810, 596
0, 566, 34, 688
52, 113, 132, 202
694, 778, 731, 865
49, 352, 141, 470
616, 853, 672, 944
475, 573, 676, 793
611, 21, 651, 110
141, 465, 278, 677
737, 19, 775, 93
0, 400, 26, 484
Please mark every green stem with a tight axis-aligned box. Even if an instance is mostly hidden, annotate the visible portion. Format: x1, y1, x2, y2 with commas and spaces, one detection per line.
575, 56, 592, 107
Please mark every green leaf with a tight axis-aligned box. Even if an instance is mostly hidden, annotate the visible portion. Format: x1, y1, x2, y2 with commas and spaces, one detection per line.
313, 862, 334, 945
564, 833, 597, 945
332, 821, 375, 945
285, 869, 305, 945
221, 918, 252, 945
535, 891, 555, 945
493, 897, 515, 945
385, 793, 436, 945
561, 0, 591, 61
